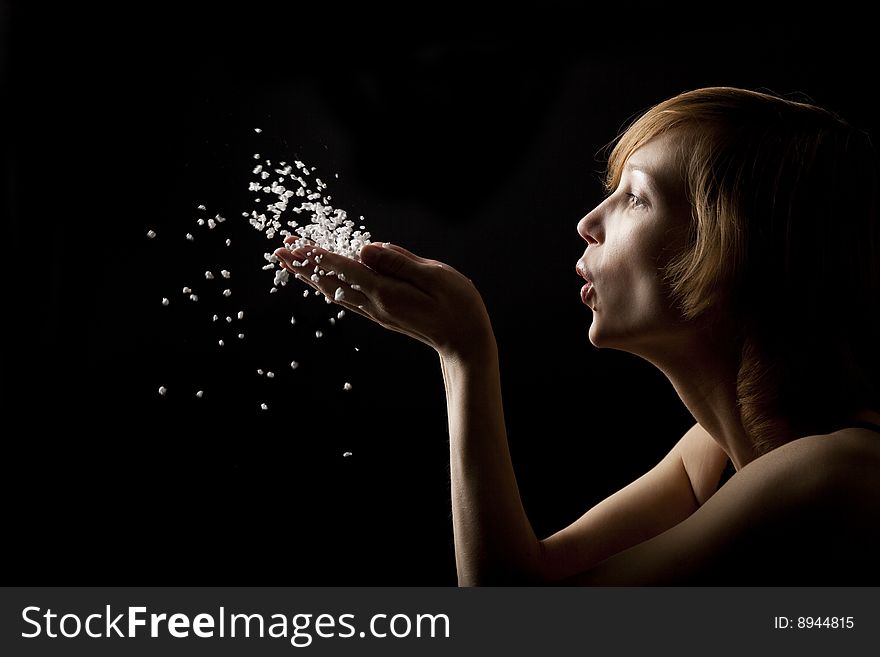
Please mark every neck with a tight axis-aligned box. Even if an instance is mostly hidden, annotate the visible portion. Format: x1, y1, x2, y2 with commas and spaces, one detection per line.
640, 327, 757, 471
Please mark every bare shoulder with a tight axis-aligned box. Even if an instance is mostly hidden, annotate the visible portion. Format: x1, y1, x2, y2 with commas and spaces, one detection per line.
559, 424, 880, 584
681, 421, 880, 506
781, 427, 880, 507
710, 426, 880, 509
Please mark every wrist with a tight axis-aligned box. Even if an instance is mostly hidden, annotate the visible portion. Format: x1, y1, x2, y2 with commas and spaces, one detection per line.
437, 321, 498, 367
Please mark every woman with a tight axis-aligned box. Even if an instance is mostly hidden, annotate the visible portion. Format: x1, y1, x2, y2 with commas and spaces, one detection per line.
275, 87, 880, 585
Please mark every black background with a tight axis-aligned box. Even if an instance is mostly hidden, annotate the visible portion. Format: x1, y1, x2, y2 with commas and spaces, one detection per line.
3, 4, 877, 584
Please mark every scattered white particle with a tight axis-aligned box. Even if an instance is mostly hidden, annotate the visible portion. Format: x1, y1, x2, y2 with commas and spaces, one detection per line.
324, 295, 332, 304
226, 316, 232, 323
196, 390, 204, 398
237, 311, 244, 320
343, 451, 352, 457
337, 310, 345, 319
158, 386, 167, 396
261, 403, 268, 410
182, 286, 192, 294
254, 128, 262, 134
186, 233, 194, 241
207, 218, 216, 229
310, 273, 321, 283
334, 287, 345, 301
290, 361, 299, 370
315, 330, 323, 338
190, 294, 199, 302
197, 218, 205, 226
146, 229, 157, 239
205, 271, 214, 280
351, 284, 361, 291
218, 339, 224, 346
354, 347, 360, 352
238, 333, 244, 339
335, 173, 339, 179
221, 270, 231, 279
161, 298, 169, 306
197, 204, 206, 211
225, 239, 232, 247
270, 286, 278, 293
222, 289, 231, 297
303, 289, 309, 298
257, 369, 264, 375
343, 382, 352, 391
212, 314, 219, 322
266, 371, 275, 378
215, 214, 225, 223
314, 289, 321, 296
253, 153, 260, 159
290, 316, 296, 325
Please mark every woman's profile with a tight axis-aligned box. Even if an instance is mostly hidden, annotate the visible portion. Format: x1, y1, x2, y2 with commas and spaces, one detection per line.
275, 87, 880, 585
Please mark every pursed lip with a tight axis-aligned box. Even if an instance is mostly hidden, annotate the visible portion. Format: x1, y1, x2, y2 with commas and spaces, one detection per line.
575, 260, 593, 284
576, 260, 595, 307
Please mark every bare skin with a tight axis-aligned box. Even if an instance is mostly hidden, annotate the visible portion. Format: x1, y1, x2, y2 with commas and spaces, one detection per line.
273, 133, 880, 584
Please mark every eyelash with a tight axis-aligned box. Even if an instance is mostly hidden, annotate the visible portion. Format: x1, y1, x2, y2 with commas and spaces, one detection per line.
626, 193, 647, 209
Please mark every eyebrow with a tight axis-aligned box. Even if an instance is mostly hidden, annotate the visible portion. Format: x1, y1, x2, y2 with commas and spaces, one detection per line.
624, 162, 655, 177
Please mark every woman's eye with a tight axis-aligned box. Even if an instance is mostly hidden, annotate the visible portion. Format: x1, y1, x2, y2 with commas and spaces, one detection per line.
626, 193, 646, 209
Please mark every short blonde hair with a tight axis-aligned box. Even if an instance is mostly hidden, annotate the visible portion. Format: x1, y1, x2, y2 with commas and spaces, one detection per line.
605, 87, 880, 454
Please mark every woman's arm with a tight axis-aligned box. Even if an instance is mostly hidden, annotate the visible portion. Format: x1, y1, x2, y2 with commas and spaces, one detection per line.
275, 241, 544, 584
441, 343, 544, 585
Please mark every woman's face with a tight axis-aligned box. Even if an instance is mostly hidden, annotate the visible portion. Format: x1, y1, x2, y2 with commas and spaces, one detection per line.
576, 133, 695, 354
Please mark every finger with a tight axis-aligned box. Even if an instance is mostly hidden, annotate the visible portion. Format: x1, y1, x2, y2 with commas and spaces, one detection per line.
275, 247, 303, 273
282, 250, 372, 308
383, 243, 433, 264
283, 234, 315, 247
287, 246, 381, 292
359, 243, 438, 290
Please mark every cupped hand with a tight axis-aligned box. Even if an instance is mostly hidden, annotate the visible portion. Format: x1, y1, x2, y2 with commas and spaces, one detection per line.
273, 238, 493, 359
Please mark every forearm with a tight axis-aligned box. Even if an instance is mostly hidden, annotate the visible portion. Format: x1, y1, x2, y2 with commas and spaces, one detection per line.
440, 339, 544, 585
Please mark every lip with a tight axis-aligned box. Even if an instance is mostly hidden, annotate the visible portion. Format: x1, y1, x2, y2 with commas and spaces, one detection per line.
580, 282, 594, 306
576, 260, 594, 306
575, 260, 592, 283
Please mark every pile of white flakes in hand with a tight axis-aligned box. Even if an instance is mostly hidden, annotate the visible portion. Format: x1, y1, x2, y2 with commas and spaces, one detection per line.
246, 151, 371, 294
147, 128, 368, 459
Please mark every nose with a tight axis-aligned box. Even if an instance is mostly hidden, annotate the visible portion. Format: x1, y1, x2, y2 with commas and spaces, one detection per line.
577, 204, 602, 245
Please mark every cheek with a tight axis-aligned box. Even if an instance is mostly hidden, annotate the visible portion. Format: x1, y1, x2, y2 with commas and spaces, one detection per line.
605, 235, 671, 313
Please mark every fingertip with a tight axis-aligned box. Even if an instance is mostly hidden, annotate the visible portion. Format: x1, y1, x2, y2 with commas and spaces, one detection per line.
360, 242, 384, 264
